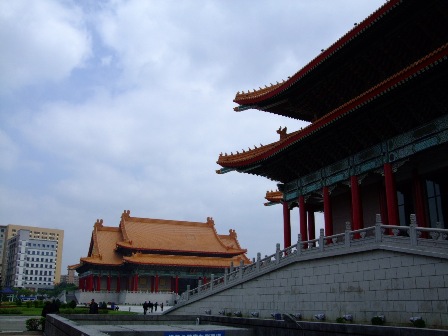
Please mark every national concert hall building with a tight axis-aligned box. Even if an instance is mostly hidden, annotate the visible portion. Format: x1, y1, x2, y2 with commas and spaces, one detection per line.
216, 0, 448, 248
74, 210, 249, 305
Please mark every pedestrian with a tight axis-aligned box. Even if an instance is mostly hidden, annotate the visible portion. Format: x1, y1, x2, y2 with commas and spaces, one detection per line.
143, 301, 148, 315
89, 299, 99, 314
154, 302, 158, 312
149, 301, 153, 313
161, 302, 163, 311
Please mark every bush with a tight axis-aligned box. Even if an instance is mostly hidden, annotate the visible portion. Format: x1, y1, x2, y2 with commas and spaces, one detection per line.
26, 301, 32, 308
0, 308, 23, 314
371, 316, 385, 325
68, 300, 77, 309
412, 318, 426, 328
26, 318, 42, 331
336, 317, 345, 323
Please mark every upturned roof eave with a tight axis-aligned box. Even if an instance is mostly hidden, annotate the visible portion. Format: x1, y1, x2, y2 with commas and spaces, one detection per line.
218, 44, 448, 170
233, 0, 399, 107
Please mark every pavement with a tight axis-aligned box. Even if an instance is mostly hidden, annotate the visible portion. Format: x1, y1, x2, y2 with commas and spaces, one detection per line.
0, 306, 169, 334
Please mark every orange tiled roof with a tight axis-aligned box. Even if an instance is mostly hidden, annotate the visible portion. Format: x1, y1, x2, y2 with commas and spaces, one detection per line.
80, 219, 124, 266
218, 43, 448, 169
233, 0, 397, 106
124, 252, 250, 267
79, 211, 249, 268
116, 211, 246, 256
265, 190, 283, 205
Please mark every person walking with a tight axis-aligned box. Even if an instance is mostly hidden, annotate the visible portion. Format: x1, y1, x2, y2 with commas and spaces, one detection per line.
143, 301, 148, 315
154, 302, 158, 312
89, 299, 99, 314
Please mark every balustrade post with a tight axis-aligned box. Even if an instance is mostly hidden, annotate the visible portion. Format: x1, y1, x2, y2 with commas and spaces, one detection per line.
186, 285, 190, 300
319, 229, 324, 252
230, 261, 234, 273
275, 243, 280, 264
375, 214, 383, 243
224, 269, 228, 285
409, 214, 417, 246
210, 274, 214, 291
297, 234, 302, 256
256, 253, 261, 272
239, 260, 244, 279
198, 279, 202, 293
345, 221, 352, 248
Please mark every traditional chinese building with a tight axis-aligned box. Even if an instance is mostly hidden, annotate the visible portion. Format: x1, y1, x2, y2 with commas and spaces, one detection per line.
74, 210, 249, 304
216, 0, 448, 248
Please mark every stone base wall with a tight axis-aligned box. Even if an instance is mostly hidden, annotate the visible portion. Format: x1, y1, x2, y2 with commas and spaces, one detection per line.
75, 290, 177, 306
167, 249, 448, 328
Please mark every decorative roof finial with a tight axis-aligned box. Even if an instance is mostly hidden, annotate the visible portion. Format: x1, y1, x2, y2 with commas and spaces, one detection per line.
276, 126, 288, 140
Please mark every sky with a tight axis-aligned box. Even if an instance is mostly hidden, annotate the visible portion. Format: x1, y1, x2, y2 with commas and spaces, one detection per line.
0, 0, 385, 273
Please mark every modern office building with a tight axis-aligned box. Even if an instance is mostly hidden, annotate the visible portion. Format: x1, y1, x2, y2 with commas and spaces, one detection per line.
0, 225, 64, 287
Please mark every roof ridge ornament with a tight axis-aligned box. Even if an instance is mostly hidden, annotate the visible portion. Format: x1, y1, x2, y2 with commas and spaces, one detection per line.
206, 217, 214, 227
276, 126, 288, 140
94, 219, 103, 229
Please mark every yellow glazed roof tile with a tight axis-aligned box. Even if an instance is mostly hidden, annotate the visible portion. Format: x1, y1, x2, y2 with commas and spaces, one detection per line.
117, 213, 246, 255
78, 211, 250, 268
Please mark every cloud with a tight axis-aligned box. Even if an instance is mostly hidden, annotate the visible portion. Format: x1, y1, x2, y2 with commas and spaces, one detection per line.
0, 0, 384, 271
0, 0, 91, 93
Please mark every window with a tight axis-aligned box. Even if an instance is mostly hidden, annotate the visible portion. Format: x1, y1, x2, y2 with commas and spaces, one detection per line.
427, 180, 445, 227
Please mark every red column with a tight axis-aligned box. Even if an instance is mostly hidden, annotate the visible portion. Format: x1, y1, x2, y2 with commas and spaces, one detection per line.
107, 275, 111, 292
79, 277, 84, 290
351, 175, 363, 231
413, 170, 427, 228
96, 275, 101, 291
134, 274, 139, 291
282, 202, 291, 248
175, 275, 179, 294
384, 163, 399, 225
378, 185, 388, 224
308, 210, 315, 241
299, 196, 308, 242
155, 275, 159, 292
116, 276, 121, 292
88, 274, 94, 291
323, 186, 333, 236
150, 276, 155, 292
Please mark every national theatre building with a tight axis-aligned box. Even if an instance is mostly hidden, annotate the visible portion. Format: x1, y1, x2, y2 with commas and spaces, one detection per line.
74, 210, 249, 305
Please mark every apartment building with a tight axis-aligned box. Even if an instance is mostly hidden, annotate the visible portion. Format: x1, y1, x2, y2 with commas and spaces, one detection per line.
0, 225, 64, 287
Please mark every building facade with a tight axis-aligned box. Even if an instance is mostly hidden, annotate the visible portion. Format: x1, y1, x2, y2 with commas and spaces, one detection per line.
216, 0, 448, 248
60, 265, 79, 286
4, 230, 59, 290
74, 210, 250, 304
0, 225, 6, 283
0, 225, 64, 287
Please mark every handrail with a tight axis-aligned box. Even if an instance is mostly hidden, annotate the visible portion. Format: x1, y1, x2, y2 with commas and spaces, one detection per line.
177, 214, 447, 305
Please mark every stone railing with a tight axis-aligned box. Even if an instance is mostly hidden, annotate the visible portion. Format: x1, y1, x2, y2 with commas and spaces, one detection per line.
177, 214, 448, 305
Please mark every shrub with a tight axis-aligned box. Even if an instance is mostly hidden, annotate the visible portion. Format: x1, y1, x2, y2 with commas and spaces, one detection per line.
26, 318, 42, 331
412, 318, 426, 328
26, 301, 32, 308
40, 317, 46, 331
0, 308, 23, 314
371, 316, 385, 325
336, 317, 345, 323
68, 300, 77, 309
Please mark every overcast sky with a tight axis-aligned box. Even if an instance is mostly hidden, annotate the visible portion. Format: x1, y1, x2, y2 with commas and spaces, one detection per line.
1, 0, 385, 273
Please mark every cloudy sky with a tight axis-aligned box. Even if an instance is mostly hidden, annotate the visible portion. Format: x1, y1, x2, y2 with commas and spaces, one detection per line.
0, 0, 384, 272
